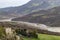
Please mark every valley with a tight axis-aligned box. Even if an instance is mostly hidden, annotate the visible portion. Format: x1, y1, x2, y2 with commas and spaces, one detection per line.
0, 0, 60, 40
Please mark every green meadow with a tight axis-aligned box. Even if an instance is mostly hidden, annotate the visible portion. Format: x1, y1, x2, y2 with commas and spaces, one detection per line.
24, 34, 60, 40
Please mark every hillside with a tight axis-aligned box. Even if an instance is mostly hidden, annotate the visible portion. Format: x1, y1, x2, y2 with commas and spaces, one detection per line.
12, 6, 60, 27
0, 21, 60, 40
0, 0, 60, 19
0, 0, 50, 19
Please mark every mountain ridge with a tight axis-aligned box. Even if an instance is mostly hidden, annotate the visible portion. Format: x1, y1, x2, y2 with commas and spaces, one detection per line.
0, 0, 60, 19
12, 6, 60, 27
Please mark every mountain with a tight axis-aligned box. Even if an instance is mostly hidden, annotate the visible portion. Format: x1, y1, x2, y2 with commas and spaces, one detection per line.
12, 6, 60, 27
0, 0, 60, 19
0, 0, 50, 18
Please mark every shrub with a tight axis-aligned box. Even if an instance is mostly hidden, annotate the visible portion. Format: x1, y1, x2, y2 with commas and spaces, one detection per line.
0, 26, 5, 38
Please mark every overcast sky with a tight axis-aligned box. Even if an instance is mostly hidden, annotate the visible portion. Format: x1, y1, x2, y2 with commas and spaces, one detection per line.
0, 0, 30, 8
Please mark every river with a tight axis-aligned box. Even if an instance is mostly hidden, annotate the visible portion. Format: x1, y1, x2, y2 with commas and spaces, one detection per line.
0, 18, 15, 22
47, 27, 60, 33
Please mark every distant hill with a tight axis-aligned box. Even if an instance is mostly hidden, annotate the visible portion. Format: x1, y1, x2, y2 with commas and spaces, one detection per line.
0, 0, 60, 19
12, 6, 60, 27
0, 0, 50, 18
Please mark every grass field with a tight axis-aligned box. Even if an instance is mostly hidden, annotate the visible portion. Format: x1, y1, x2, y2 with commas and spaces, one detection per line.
24, 34, 60, 40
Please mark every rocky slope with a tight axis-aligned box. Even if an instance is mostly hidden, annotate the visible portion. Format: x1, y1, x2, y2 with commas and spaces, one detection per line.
12, 6, 60, 27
